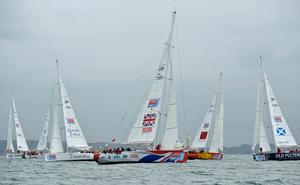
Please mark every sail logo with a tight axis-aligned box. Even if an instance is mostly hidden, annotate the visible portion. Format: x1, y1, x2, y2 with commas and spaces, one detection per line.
142, 114, 156, 127
203, 123, 209, 129
16, 123, 19, 128
142, 114, 156, 133
273, 116, 282, 122
148, 99, 160, 108
276, 128, 286, 136
200, 131, 208, 140
67, 118, 75, 124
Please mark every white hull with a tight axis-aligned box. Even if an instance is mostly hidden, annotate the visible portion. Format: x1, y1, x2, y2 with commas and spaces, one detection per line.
6, 153, 22, 159
6, 153, 42, 159
44, 152, 94, 162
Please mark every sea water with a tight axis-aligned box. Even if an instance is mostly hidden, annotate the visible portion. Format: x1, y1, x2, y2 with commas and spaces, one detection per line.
0, 154, 299, 185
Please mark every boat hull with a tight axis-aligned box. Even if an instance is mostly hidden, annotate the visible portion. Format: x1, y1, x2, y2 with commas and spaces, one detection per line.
45, 152, 94, 162
94, 150, 188, 164
6, 153, 22, 159
6, 153, 42, 159
187, 151, 223, 160
253, 152, 300, 161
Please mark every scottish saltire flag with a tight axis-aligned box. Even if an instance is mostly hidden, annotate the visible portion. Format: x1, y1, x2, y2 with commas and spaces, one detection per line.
147, 99, 160, 108
67, 118, 75, 124
142, 114, 156, 127
276, 127, 286, 136
274, 116, 282, 122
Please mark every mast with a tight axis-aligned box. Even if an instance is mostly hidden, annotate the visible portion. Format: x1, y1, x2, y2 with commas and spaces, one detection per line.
6, 93, 14, 153
260, 56, 297, 148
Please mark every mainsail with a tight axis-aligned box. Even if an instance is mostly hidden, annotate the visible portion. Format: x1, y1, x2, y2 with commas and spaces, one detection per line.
261, 60, 297, 148
36, 106, 50, 151
12, 96, 29, 151
191, 93, 216, 150
209, 74, 224, 153
127, 11, 177, 146
57, 63, 89, 150
6, 97, 14, 152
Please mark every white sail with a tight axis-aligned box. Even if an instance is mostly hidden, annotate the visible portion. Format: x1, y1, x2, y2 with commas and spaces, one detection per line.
6, 99, 14, 152
259, 120, 271, 152
252, 83, 271, 152
12, 96, 29, 151
49, 103, 63, 153
36, 106, 50, 151
191, 93, 216, 150
161, 78, 179, 149
209, 74, 224, 153
127, 11, 176, 146
262, 71, 297, 148
252, 84, 262, 152
59, 77, 89, 150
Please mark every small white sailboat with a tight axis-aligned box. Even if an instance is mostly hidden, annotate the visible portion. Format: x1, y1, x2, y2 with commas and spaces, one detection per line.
188, 73, 224, 160
36, 104, 51, 152
95, 11, 188, 164
45, 61, 94, 161
252, 57, 300, 161
6, 94, 29, 159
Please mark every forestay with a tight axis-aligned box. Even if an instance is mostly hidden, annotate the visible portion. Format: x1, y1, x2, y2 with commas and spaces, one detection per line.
12, 96, 29, 151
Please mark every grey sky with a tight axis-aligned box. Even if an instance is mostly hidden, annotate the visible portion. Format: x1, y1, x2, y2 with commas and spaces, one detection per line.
1, 0, 299, 147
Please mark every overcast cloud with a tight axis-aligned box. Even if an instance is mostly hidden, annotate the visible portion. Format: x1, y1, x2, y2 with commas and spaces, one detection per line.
0, 0, 299, 147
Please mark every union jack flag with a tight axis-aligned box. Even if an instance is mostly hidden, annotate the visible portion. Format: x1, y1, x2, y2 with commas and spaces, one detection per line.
142, 114, 156, 127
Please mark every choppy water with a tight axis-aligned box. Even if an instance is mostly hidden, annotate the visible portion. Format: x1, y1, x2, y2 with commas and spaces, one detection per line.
0, 154, 299, 185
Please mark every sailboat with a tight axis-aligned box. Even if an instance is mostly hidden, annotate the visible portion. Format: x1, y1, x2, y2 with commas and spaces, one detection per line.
6, 94, 30, 159
44, 61, 94, 161
252, 57, 300, 161
188, 73, 224, 160
94, 11, 188, 164
36, 103, 51, 152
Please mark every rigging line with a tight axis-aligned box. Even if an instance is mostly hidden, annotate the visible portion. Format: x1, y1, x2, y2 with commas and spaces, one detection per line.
174, 14, 188, 138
